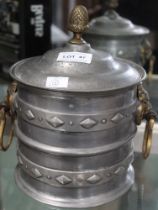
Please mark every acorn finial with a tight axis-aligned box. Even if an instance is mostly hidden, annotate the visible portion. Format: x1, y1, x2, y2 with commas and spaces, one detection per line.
68, 5, 89, 44
105, 0, 119, 10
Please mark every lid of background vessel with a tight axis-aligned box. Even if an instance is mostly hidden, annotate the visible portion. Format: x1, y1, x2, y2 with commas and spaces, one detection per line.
86, 0, 149, 37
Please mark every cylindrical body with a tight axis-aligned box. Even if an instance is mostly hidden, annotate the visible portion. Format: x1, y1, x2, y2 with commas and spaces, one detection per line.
15, 84, 136, 208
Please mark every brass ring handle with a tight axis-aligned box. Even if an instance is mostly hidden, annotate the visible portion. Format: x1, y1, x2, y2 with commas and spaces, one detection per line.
136, 106, 156, 159
0, 108, 15, 151
0, 81, 17, 151
143, 117, 155, 159
136, 84, 157, 159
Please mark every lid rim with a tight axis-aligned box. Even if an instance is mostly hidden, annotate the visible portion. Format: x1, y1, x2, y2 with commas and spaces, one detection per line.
10, 58, 144, 93
9, 76, 141, 93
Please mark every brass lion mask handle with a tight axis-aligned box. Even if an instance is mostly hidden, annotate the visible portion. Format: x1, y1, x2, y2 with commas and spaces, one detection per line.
0, 81, 17, 151
136, 84, 157, 159
140, 39, 156, 81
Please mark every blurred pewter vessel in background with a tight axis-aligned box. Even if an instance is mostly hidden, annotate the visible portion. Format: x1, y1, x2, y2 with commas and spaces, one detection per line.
84, 0, 155, 72
0, 5, 156, 209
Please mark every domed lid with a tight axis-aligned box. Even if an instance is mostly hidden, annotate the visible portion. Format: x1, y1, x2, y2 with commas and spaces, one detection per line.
86, 0, 149, 37
10, 5, 145, 93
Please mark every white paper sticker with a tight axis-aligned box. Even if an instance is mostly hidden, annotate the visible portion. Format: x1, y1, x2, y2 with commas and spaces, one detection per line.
46, 77, 69, 88
57, 52, 93, 64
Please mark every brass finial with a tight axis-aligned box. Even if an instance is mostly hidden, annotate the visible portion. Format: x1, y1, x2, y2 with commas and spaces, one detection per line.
105, 0, 119, 10
68, 5, 89, 44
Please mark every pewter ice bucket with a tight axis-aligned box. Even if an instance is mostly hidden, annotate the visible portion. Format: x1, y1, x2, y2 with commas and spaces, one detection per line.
0, 5, 156, 209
